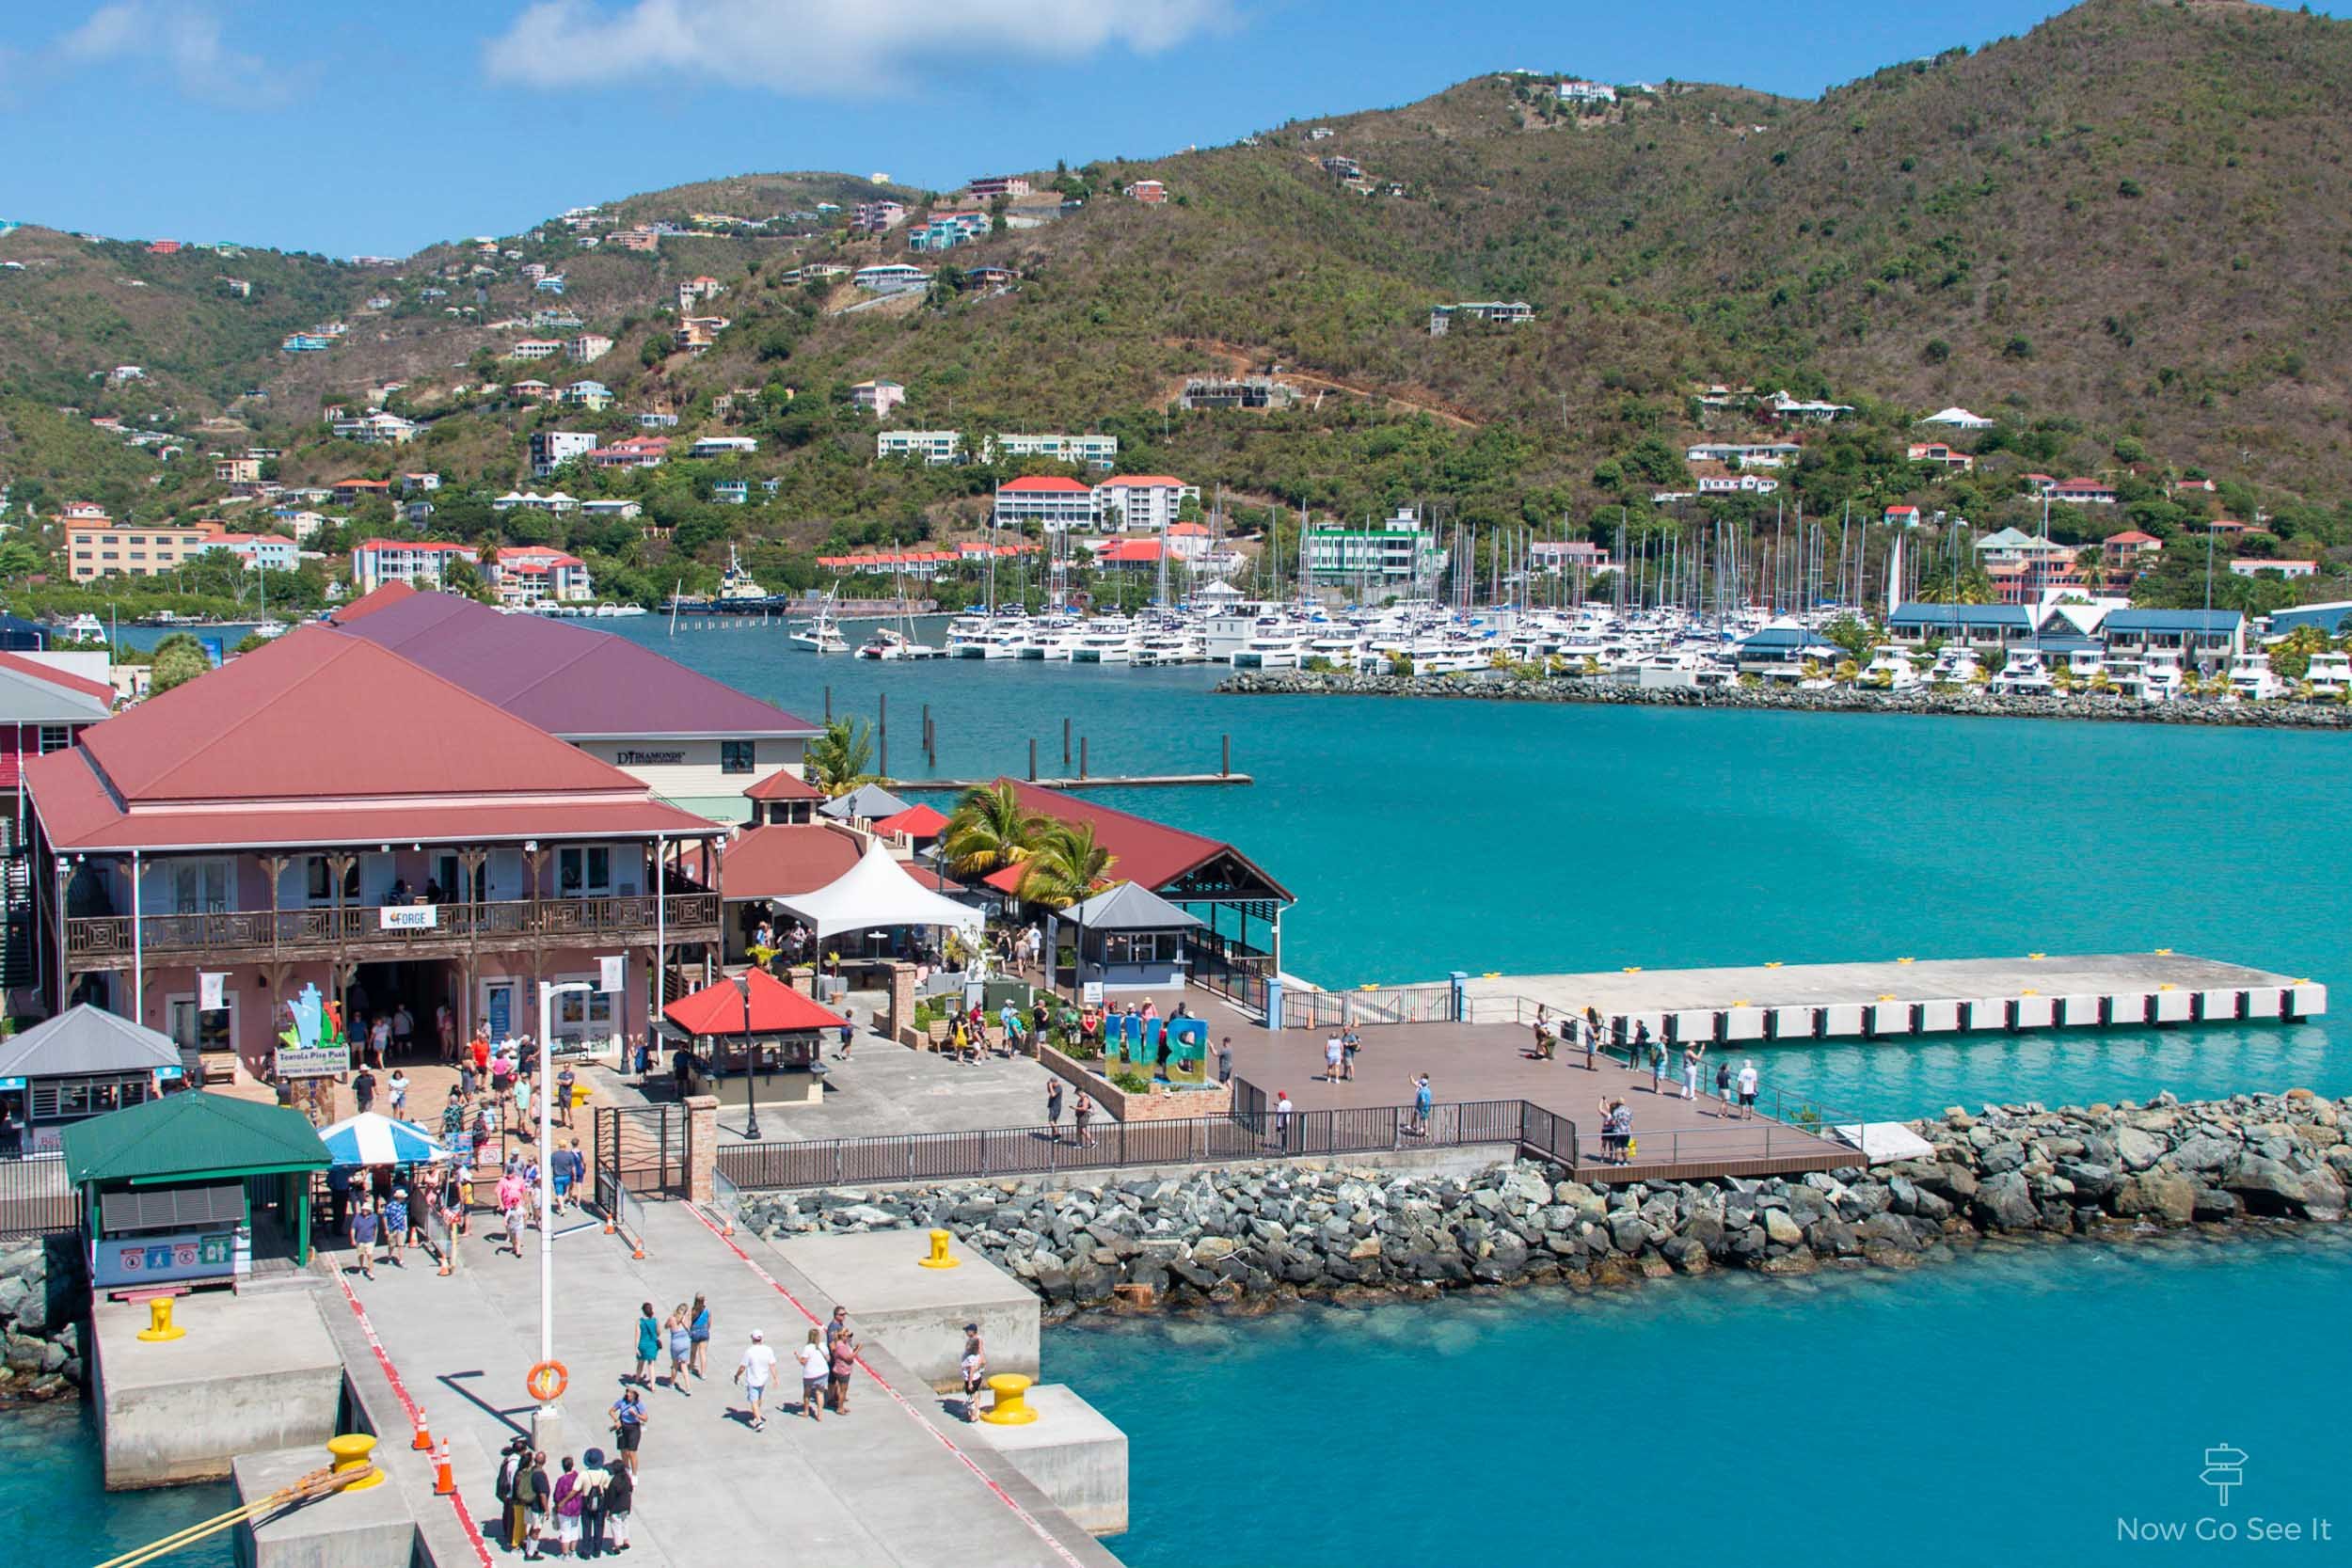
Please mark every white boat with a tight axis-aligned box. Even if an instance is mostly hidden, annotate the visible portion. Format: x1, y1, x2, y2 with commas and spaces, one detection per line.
1991, 649, 2055, 695
2226, 651, 2284, 702
717, 546, 768, 603
1927, 644, 1981, 684
1018, 615, 1085, 661
58, 613, 105, 642
1860, 645, 1921, 689
855, 626, 943, 659
790, 614, 849, 654
1230, 618, 1312, 670
1068, 618, 1137, 665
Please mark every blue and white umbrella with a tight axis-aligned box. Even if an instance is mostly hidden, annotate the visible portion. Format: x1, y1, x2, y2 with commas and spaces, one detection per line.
318, 1112, 452, 1168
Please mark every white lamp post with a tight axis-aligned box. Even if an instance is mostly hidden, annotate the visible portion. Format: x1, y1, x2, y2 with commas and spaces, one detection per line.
533, 977, 594, 1452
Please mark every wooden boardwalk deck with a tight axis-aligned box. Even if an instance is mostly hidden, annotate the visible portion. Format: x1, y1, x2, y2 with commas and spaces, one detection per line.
1164, 992, 1855, 1184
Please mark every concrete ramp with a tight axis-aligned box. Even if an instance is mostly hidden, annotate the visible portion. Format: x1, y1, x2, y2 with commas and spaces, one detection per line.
1832, 1122, 1938, 1164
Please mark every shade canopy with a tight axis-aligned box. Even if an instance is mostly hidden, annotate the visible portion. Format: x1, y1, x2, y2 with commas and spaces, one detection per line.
1062, 880, 1203, 932
317, 1112, 452, 1169
773, 836, 984, 942
0, 1005, 182, 1082
63, 1091, 329, 1186
664, 966, 846, 1037
818, 782, 912, 821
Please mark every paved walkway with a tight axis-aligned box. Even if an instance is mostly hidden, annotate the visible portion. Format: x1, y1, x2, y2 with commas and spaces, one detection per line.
333, 1199, 1110, 1567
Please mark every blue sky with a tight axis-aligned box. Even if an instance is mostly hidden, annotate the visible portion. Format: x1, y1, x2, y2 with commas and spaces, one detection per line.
0, 0, 2338, 256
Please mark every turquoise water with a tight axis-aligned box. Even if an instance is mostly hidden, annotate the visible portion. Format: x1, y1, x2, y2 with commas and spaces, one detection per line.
1, 1402, 236, 1566
622, 620, 2352, 1115
1049, 1229, 2352, 1568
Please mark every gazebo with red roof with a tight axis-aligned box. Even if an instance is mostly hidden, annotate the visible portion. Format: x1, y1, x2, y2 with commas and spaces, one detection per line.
661, 966, 844, 1106
743, 768, 824, 826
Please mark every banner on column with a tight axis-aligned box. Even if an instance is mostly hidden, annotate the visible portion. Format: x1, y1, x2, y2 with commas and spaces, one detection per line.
598, 954, 626, 994
198, 972, 227, 1011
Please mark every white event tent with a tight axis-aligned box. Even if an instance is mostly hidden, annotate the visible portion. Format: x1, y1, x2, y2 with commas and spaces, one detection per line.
772, 836, 984, 942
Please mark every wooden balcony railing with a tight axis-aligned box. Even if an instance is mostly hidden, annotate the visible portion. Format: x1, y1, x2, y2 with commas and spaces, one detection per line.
64, 893, 723, 963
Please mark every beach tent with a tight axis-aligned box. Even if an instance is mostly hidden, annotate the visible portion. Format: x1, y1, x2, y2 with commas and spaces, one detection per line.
818, 782, 912, 821
771, 835, 984, 941
316, 1111, 451, 1168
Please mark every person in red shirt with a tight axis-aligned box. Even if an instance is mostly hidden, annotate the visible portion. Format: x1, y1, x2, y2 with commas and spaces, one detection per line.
470, 1023, 491, 1077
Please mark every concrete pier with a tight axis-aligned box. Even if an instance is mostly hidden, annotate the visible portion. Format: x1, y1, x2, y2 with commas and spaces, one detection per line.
96, 1290, 344, 1489
233, 1443, 422, 1568
1463, 953, 2325, 1045
971, 1384, 1129, 1536
772, 1227, 1041, 1389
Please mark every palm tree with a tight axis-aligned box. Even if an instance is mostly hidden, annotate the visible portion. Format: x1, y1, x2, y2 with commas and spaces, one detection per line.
803, 717, 877, 796
2074, 545, 2106, 595
942, 783, 1037, 879
1018, 822, 1120, 998
1833, 657, 1860, 686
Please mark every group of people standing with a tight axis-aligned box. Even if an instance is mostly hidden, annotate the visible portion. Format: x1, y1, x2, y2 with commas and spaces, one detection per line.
495, 1437, 632, 1560
728, 1305, 859, 1432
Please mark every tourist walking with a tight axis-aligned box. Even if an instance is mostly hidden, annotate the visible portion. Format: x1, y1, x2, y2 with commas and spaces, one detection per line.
1715, 1056, 1735, 1116
608, 1386, 647, 1475
387, 1068, 409, 1119
632, 1303, 660, 1386
556, 1064, 577, 1129
520, 1449, 551, 1560
551, 1456, 584, 1558
1738, 1059, 1759, 1120
496, 1438, 530, 1555
1682, 1042, 1704, 1101
1274, 1089, 1295, 1148
393, 1004, 414, 1059
735, 1329, 777, 1431
1073, 1092, 1094, 1148
382, 1187, 409, 1267
961, 1325, 988, 1422
1342, 1027, 1360, 1080
689, 1292, 712, 1377
798, 1329, 828, 1421
1583, 1006, 1602, 1070
1408, 1073, 1433, 1138
827, 1323, 857, 1415
1642, 1028, 1663, 1093
353, 1065, 377, 1115
1324, 1033, 1343, 1082
1216, 1037, 1233, 1085
437, 1003, 456, 1064
347, 1196, 378, 1280
1045, 1080, 1063, 1142
665, 1303, 692, 1393
501, 1172, 527, 1258
600, 1460, 632, 1554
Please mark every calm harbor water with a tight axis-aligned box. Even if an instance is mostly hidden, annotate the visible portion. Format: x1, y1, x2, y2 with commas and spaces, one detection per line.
21, 617, 2348, 1560
3, 1403, 236, 1566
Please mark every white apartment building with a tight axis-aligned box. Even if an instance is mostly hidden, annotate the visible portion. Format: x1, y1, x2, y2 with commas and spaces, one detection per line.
1304, 507, 1446, 588
530, 430, 599, 477
689, 436, 759, 458
1095, 475, 1200, 534
993, 476, 1098, 531
507, 339, 564, 360
851, 380, 906, 419
878, 430, 963, 465
350, 538, 479, 593
982, 433, 1118, 468
566, 334, 614, 363
491, 546, 595, 605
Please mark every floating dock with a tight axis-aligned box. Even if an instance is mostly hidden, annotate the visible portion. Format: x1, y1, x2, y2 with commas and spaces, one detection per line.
1462, 953, 2325, 1044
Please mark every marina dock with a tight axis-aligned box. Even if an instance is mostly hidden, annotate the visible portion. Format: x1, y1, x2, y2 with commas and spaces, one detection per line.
1459, 953, 2326, 1043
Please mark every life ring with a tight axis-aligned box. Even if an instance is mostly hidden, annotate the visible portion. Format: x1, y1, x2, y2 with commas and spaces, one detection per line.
525, 1360, 568, 1402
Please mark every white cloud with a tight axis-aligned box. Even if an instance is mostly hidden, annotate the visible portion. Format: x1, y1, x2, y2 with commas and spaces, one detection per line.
54, 3, 271, 107
484, 0, 1231, 95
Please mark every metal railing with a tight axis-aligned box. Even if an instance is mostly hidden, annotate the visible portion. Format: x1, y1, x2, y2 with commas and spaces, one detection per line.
1280, 983, 1457, 1030
715, 1097, 1532, 1192
0, 1152, 82, 1239
65, 892, 722, 960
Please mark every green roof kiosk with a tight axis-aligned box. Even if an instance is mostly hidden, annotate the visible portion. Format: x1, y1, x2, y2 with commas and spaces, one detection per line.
62, 1092, 331, 1291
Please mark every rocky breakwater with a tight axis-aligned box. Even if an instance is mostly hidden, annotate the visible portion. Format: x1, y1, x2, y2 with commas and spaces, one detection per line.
732, 1092, 2349, 1313
0, 1237, 82, 1402
1216, 671, 2352, 729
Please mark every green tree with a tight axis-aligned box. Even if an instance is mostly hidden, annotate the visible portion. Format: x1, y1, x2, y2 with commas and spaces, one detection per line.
941, 783, 1037, 878
149, 631, 212, 695
804, 718, 877, 794
1821, 613, 1876, 662
1016, 821, 1116, 911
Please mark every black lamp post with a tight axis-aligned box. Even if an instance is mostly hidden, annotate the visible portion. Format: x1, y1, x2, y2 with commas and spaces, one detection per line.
737, 973, 760, 1141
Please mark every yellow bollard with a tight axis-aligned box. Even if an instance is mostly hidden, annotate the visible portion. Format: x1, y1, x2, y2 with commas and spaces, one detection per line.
918, 1228, 961, 1270
1764, 961, 1783, 969
981, 1372, 1038, 1425
1621, 966, 1642, 974
326, 1433, 384, 1492
137, 1297, 186, 1342
2153, 947, 2173, 956
1896, 957, 1915, 965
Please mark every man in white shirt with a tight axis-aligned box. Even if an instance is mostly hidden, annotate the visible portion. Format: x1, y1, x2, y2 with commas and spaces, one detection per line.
735, 1330, 778, 1431
1737, 1060, 1760, 1120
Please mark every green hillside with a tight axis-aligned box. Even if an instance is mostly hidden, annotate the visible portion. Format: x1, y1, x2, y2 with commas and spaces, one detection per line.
5, 0, 2351, 613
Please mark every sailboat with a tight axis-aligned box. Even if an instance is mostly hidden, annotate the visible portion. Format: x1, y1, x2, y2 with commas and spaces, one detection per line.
789, 585, 850, 654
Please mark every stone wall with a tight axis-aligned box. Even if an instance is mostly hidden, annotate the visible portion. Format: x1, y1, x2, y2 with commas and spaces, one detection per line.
1217, 671, 2352, 730
730, 1090, 2348, 1314
0, 1236, 84, 1402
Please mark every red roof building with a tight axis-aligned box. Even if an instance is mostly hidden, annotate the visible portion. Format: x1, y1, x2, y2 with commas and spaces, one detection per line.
743, 768, 823, 826
20, 625, 727, 1074
664, 964, 844, 1037
872, 803, 949, 841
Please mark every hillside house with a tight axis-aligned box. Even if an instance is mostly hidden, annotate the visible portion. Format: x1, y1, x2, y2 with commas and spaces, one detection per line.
967, 175, 1030, 199
1124, 181, 1168, 204
1555, 80, 1618, 104
851, 379, 907, 419
853, 264, 930, 293
982, 433, 1118, 467
877, 430, 963, 466
65, 521, 224, 583
1907, 442, 1973, 470
1686, 441, 1800, 468
1428, 301, 1534, 336
491, 491, 580, 515
586, 436, 670, 470
566, 334, 614, 364
512, 379, 554, 403
214, 455, 262, 486
2230, 558, 2316, 579
676, 277, 725, 310
1095, 476, 1200, 534
689, 436, 758, 459
1765, 390, 1852, 423
331, 478, 392, 507
1181, 375, 1298, 410
1883, 504, 1921, 527
199, 532, 299, 573
711, 482, 749, 505
561, 381, 614, 410
673, 317, 729, 353
852, 201, 907, 234
1919, 407, 1994, 430
507, 339, 564, 361
2049, 478, 2119, 506
993, 476, 1097, 531
490, 546, 594, 606
579, 499, 643, 520
2102, 531, 2162, 581
530, 430, 599, 477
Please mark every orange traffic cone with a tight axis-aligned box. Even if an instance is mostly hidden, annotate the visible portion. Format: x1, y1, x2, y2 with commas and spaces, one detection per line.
630, 1237, 645, 1260
410, 1412, 433, 1451
432, 1440, 455, 1497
